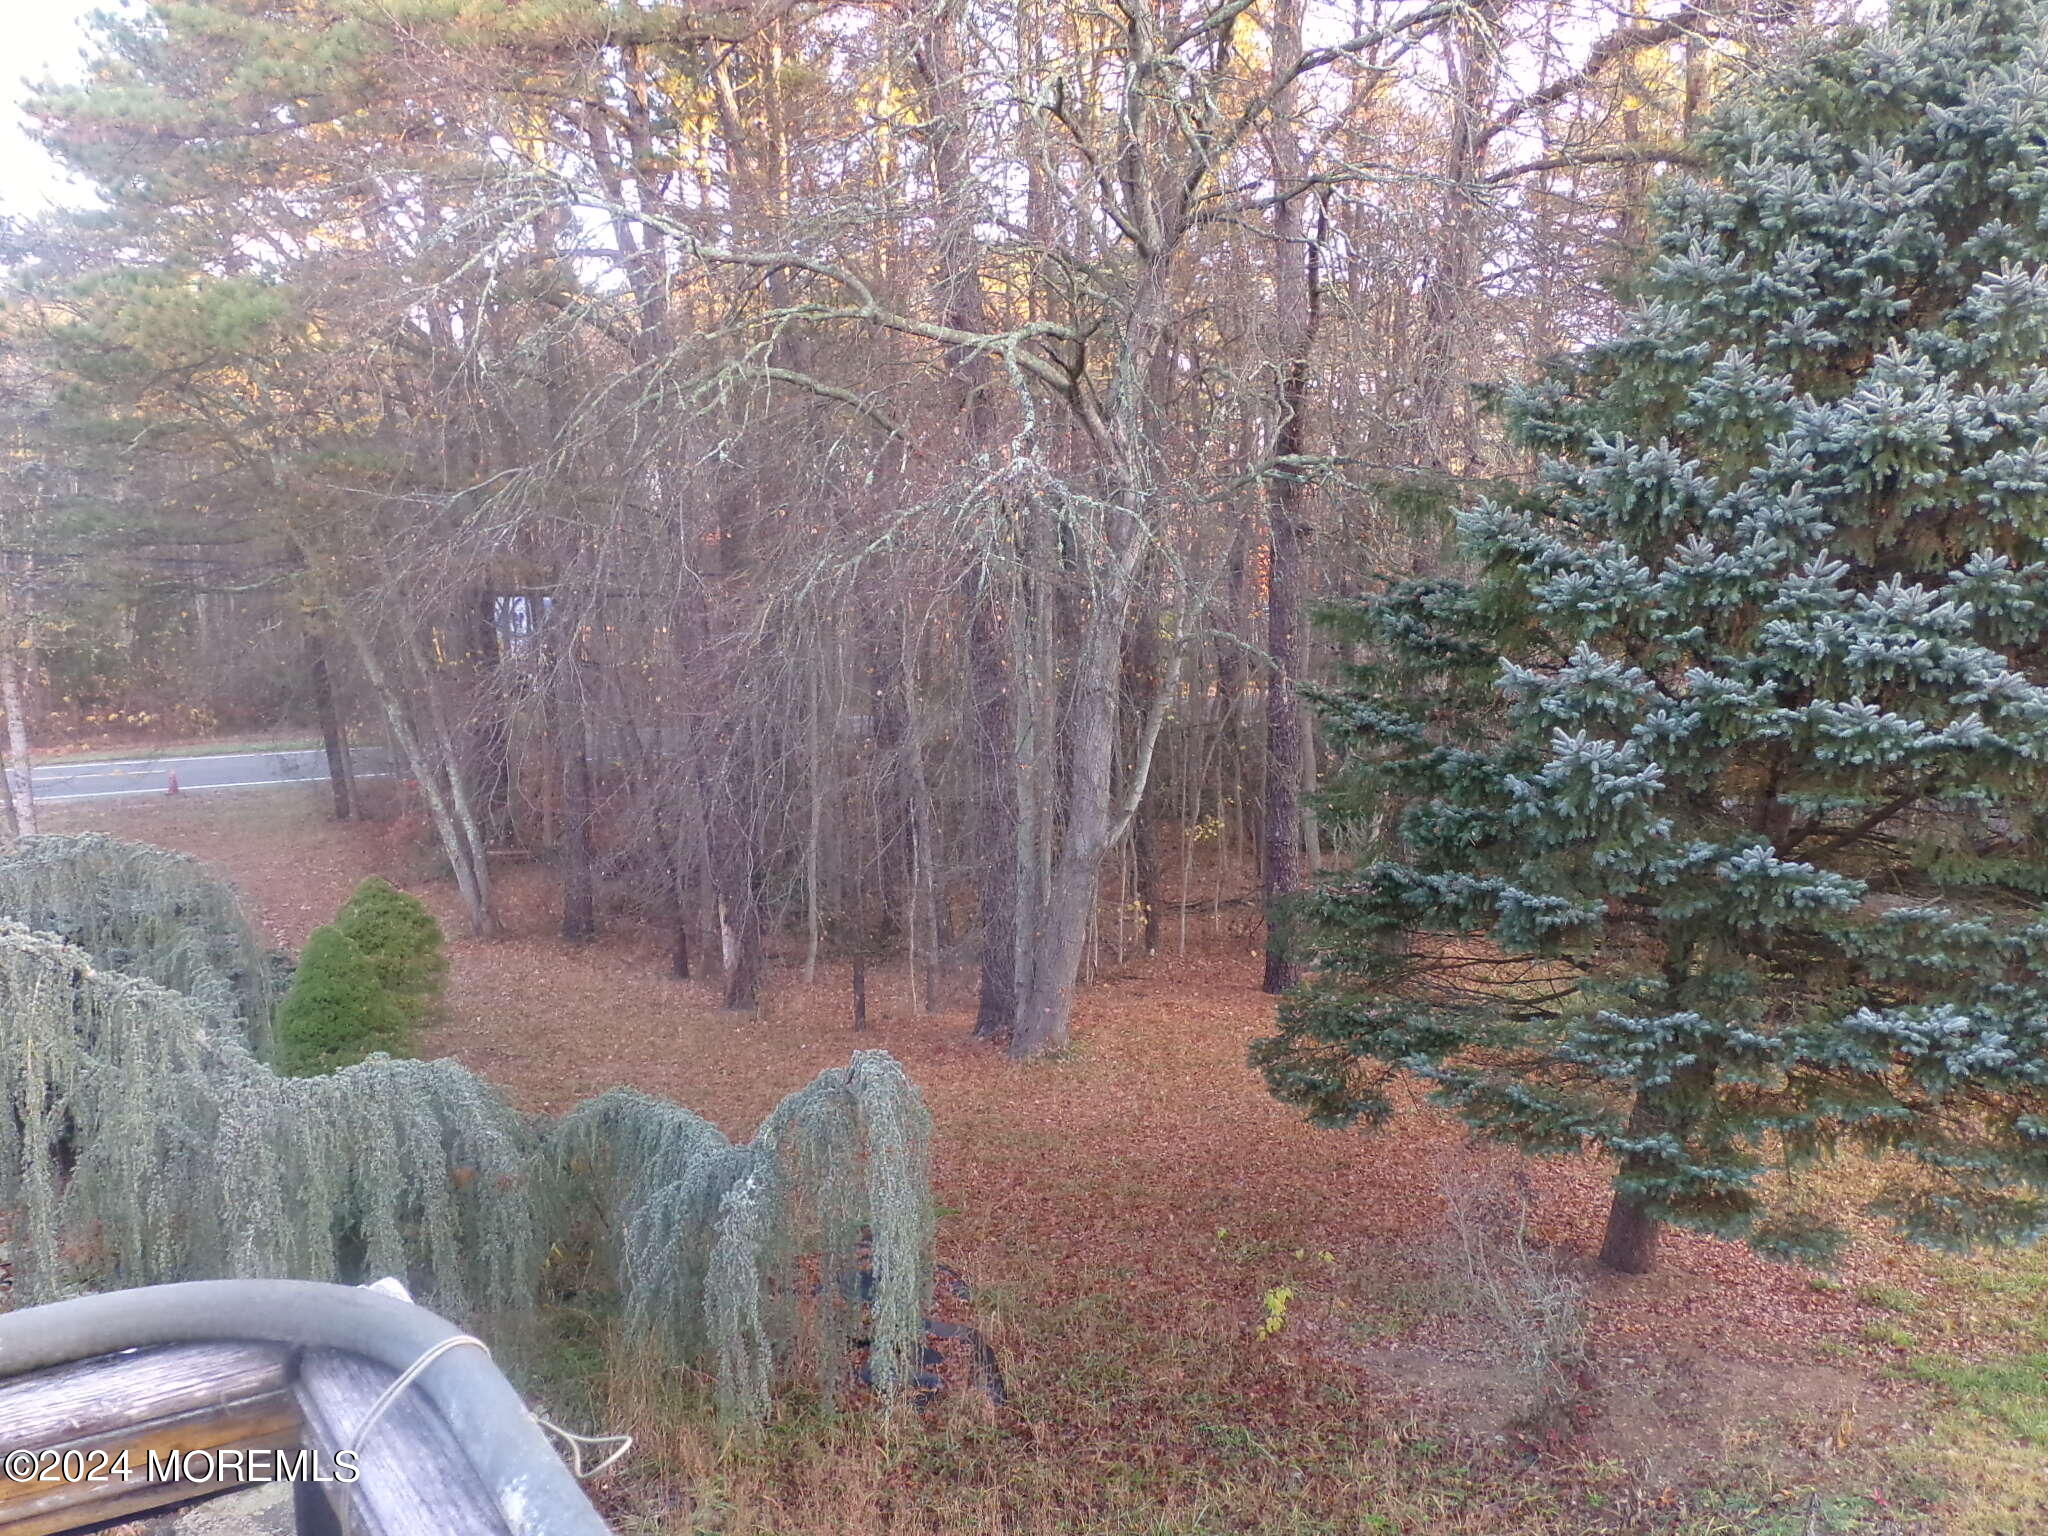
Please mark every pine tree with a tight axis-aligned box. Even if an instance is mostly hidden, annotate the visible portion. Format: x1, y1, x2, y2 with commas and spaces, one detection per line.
1256, 0, 2048, 1274
335, 876, 448, 1026
277, 924, 411, 1077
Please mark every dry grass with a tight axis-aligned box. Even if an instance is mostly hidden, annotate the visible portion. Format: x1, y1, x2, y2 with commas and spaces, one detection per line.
1433, 1159, 1593, 1437
43, 784, 2048, 1534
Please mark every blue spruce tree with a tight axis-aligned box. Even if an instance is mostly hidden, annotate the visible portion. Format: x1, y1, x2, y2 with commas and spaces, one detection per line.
1256, 0, 2048, 1273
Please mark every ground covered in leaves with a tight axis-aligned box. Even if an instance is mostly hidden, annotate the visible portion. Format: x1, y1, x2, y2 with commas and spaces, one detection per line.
48, 786, 2048, 1535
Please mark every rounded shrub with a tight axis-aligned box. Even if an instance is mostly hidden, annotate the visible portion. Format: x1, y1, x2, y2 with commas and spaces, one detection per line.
277, 924, 411, 1076
335, 876, 447, 1025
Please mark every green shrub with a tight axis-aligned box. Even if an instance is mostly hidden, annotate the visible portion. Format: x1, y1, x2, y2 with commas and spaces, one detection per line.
335, 876, 447, 1025
277, 924, 410, 1076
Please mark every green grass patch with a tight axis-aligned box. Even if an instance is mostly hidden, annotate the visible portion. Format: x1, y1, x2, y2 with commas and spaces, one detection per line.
1853, 1282, 1919, 1315
1908, 1353, 2048, 1445
1889, 1350, 2048, 1534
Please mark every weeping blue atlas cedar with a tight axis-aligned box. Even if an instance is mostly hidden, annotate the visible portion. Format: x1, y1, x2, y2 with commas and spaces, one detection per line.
0, 833, 935, 1421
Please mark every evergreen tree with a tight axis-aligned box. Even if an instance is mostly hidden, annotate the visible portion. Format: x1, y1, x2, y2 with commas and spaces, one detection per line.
335, 876, 447, 1026
277, 924, 410, 1076
1256, 0, 2048, 1274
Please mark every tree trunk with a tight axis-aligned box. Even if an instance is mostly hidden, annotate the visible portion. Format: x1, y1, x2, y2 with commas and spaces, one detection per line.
0, 639, 32, 840
1134, 800, 1162, 956
700, 751, 763, 1010
901, 620, 943, 1014
0, 738, 20, 842
404, 628, 497, 919
969, 580, 1020, 1040
1008, 671, 1116, 1053
1598, 1076, 1701, 1274
1299, 716, 1321, 876
1124, 596, 1167, 958
1412, 0, 1503, 472
1008, 204, 1186, 1054
722, 890, 763, 1010
803, 658, 825, 983
1598, 1189, 1661, 1274
684, 759, 720, 979
1261, 0, 1320, 996
915, 16, 1022, 1040
851, 954, 868, 1032
1011, 503, 1056, 1032
306, 629, 353, 822
671, 895, 692, 978
1261, 491, 1306, 996
1009, 522, 1145, 1056
869, 633, 917, 946
337, 616, 495, 935
463, 592, 512, 845
559, 708, 596, 943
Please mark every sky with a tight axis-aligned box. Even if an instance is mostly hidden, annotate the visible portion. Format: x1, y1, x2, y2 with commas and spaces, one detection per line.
2, 0, 110, 213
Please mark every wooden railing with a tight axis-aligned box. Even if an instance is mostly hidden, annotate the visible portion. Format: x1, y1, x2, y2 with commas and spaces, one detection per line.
0, 1341, 299, 1535
0, 1282, 610, 1536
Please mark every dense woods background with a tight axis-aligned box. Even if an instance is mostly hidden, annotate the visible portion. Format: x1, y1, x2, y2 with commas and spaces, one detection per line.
0, 0, 1837, 1052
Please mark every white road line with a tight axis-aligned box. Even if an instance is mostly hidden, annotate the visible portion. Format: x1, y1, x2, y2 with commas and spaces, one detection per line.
42, 773, 391, 802
32, 749, 321, 774
42, 777, 318, 800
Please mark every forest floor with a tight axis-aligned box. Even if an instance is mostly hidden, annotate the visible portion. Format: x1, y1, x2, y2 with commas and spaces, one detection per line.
47, 786, 2048, 1536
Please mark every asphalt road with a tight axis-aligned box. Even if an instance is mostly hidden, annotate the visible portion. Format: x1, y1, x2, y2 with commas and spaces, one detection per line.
32, 747, 388, 802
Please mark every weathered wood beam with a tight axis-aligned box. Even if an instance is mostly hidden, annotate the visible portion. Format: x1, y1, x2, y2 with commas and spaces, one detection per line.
0, 1342, 296, 1536
0, 1338, 525, 1536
